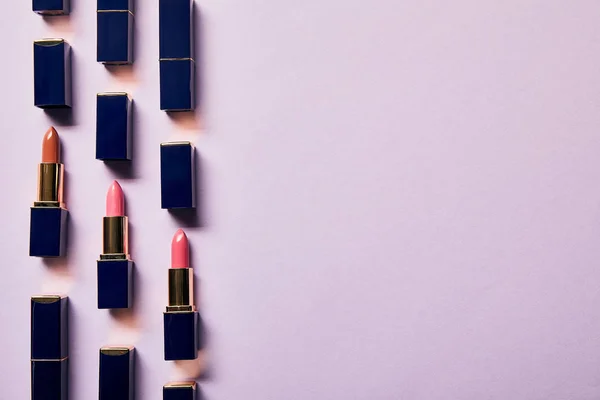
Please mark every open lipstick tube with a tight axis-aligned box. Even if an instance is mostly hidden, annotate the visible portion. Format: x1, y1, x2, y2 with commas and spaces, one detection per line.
164, 229, 199, 360
97, 180, 133, 309
29, 127, 68, 257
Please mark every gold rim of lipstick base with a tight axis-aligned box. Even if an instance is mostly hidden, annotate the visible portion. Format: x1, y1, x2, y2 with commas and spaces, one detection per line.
33, 163, 65, 208
166, 268, 195, 313
100, 216, 130, 260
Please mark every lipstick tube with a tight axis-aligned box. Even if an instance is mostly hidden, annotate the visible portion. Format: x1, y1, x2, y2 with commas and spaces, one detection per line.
164, 229, 199, 360
159, 0, 195, 111
160, 141, 196, 209
96, 93, 133, 161
99, 346, 135, 400
97, 0, 134, 64
30, 127, 68, 257
31, 295, 68, 400
97, 181, 133, 309
34, 39, 72, 108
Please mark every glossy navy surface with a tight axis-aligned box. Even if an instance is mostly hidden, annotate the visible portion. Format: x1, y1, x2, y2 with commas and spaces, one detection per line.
97, 260, 133, 309
31, 360, 68, 400
33, 0, 69, 15
97, 0, 132, 10
159, 0, 192, 59
31, 296, 68, 400
159, 59, 195, 111
31, 296, 68, 360
33, 40, 71, 108
99, 348, 134, 400
160, 142, 196, 209
29, 207, 68, 257
164, 311, 198, 360
163, 384, 196, 400
97, 12, 133, 64
96, 94, 132, 160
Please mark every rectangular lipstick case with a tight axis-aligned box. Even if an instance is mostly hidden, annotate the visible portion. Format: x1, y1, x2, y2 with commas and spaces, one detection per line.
159, 0, 195, 111
164, 310, 198, 360
97, 0, 134, 64
97, 258, 133, 309
34, 39, 72, 108
31, 295, 68, 400
163, 382, 196, 400
30, 206, 68, 257
99, 347, 134, 400
33, 0, 69, 15
160, 142, 196, 209
96, 93, 132, 161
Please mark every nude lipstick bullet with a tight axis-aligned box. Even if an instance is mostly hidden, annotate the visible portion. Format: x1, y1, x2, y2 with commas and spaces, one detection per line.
164, 229, 199, 360
29, 127, 68, 257
97, 180, 133, 309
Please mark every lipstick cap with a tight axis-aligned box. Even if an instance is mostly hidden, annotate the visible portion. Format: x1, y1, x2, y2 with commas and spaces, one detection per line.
97, 259, 133, 309
99, 347, 135, 400
159, 59, 195, 111
34, 39, 72, 108
31, 296, 68, 360
30, 207, 68, 257
96, 93, 133, 160
97, 0, 133, 64
33, 0, 69, 15
31, 295, 68, 400
160, 142, 196, 209
159, 0, 193, 59
163, 382, 196, 400
164, 311, 198, 360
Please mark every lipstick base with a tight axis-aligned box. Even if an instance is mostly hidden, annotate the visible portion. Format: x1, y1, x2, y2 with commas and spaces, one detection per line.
31, 359, 68, 400
30, 206, 68, 257
164, 311, 198, 360
97, 259, 133, 309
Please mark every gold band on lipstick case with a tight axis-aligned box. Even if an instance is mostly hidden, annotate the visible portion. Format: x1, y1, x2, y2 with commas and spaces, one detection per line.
101, 216, 129, 259
100, 346, 132, 356
167, 268, 195, 312
35, 163, 64, 207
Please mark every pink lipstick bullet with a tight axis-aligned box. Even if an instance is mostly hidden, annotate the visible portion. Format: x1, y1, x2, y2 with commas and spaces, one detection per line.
106, 180, 125, 217
171, 229, 189, 269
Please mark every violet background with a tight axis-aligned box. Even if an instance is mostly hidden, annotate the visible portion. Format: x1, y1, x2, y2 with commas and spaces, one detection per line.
2, 1, 600, 399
